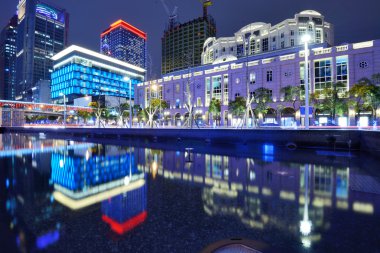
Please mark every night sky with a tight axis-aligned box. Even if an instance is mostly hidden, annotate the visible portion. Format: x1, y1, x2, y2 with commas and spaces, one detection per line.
1, 0, 380, 77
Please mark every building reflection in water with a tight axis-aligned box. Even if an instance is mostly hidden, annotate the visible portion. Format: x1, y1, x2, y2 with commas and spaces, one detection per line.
1, 134, 93, 251
2, 134, 380, 251
50, 144, 147, 235
136, 147, 380, 248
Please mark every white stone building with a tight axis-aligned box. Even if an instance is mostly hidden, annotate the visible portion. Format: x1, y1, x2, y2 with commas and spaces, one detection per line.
202, 10, 334, 65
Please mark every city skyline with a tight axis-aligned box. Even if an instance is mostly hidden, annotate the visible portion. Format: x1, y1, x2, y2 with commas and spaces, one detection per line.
1, 0, 380, 77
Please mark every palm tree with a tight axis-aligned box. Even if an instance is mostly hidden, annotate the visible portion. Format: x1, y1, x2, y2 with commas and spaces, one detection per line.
348, 81, 373, 121
252, 87, 271, 124
77, 110, 92, 124
229, 96, 246, 118
208, 98, 221, 126
311, 82, 347, 122
280, 85, 302, 111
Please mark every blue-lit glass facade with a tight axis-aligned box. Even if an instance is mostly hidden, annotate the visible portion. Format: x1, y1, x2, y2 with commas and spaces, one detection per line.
51, 59, 140, 103
50, 152, 137, 191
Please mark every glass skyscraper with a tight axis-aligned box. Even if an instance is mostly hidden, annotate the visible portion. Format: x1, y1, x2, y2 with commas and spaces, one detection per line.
101, 20, 147, 70
0, 15, 17, 100
15, 0, 69, 102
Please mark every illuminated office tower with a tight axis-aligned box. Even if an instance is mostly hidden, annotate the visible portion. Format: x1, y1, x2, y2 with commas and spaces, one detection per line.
15, 0, 69, 101
0, 15, 18, 100
101, 20, 147, 70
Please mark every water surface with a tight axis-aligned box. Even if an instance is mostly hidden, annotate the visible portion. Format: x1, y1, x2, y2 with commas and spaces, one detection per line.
1, 134, 380, 253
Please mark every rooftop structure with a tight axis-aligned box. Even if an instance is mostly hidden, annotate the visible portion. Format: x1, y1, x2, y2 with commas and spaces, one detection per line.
202, 10, 334, 65
101, 20, 147, 70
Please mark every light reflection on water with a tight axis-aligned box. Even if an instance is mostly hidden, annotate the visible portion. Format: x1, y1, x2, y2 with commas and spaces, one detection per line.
1, 134, 380, 253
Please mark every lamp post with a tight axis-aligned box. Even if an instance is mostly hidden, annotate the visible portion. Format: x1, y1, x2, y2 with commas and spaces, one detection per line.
124, 77, 133, 128
302, 34, 311, 130
59, 92, 67, 127
151, 84, 161, 126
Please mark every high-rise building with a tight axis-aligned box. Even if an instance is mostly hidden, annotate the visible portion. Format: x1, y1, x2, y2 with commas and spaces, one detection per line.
101, 20, 147, 70
0, 15, 18, 100
161, 1, 216, 75
15, 0, 69, 102
202, 10, 334, 65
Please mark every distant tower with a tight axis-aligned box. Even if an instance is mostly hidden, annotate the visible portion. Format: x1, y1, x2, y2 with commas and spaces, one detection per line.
161, 0, 216, 75
0, 15, 18, 100
15, 0, 69, 101
100, 20, 147, 70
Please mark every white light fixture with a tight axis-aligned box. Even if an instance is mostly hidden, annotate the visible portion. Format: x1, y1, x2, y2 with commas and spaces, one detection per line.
301, 34, 311, 43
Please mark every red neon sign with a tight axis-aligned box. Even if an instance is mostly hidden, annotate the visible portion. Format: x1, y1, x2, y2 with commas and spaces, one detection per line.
101, 20, 147, 40
102, 211, 147, 235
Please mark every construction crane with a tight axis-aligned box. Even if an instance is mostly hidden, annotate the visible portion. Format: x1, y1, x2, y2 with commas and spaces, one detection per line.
200, 0, 213, 17
160, 0, 178, 30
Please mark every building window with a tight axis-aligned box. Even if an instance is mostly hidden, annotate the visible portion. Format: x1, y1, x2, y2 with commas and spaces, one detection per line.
314, 58, 333, 92
266, 70, 273, 82
272, 37, 276, 42
175, 99, 180, 109
280, 33, 284, 38
197, 97, 202, 107
230, 47, 234, 52
316, 29, 322, 43
212, 75, 222, 101
308, 24, 313, 31
249, 72, 256, 84
235, 93, 240, 98
222, 47, 226, 52
299, 28, 306, 37
250, 91, 255, 99
290, 39, 295, 47
250, 38, 256, 55
223, 74, 229, 105
281, 41, 285, 49
290, 30, 294, 36
235, 77, 240, 84
262, 38, 269, 52
205, 77, 211, 106
336, 56, 349, 93
175, 84, 180, 93
359, 61, 368, 69
284, 72, 292, 77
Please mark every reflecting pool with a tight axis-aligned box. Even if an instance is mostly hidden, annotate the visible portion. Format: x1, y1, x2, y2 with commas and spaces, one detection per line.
1, 134, 380, 252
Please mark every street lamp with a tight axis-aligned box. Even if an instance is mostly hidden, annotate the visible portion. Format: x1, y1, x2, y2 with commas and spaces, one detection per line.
123, 77, 132, 128
151, 84, 161, 126
59, 92, 67, 127
301, 34, 311, 130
